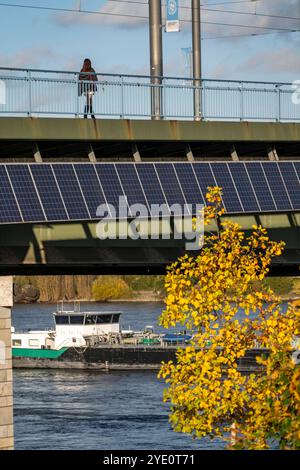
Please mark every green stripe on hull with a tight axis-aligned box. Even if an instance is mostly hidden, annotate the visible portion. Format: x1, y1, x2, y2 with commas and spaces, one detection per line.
12, 348, 68, 359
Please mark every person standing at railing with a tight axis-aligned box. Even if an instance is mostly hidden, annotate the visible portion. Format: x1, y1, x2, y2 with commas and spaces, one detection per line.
78, 58, 98, 119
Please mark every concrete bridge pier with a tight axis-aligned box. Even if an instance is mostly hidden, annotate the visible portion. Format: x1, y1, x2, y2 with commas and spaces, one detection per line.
0, 277, 14, 450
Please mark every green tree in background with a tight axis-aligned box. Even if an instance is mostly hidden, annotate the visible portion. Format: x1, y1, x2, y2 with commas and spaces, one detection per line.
92, 276, 133, 301
263, 277, 294, 296
123, 275, 165, 293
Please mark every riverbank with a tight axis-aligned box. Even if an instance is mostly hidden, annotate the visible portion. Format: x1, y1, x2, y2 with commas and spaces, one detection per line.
108, 290, 163, 302
14, 290, 163, 304
14, 275, 165, 304
13, 275, 300, 304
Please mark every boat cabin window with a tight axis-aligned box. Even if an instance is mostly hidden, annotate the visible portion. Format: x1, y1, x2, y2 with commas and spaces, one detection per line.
84, 315, 113, 324
69, 315, 84, 325
12, 339, 22, 347
85, 315, 97, 325
29, 339, 39, 347
55, 313, 120, 325
96, 315, 112, 324
55, 315, 69, 325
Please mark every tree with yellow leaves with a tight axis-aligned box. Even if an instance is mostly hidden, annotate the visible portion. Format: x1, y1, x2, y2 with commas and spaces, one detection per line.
159, 187, 300, 449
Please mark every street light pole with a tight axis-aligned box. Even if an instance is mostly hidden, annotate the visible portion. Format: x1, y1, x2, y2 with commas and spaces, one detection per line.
149, 0, 163, 120
192, 0, 202, 120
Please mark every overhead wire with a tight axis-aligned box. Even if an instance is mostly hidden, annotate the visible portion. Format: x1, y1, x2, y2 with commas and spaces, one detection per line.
0, 0, 299, 40
106, 0, 300, 23
0, 1, 298, 31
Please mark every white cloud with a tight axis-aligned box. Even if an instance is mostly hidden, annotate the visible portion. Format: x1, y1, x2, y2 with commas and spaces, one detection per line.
54, 1, 149, 29
236, 46, 300, 75
0, 47, 56, 68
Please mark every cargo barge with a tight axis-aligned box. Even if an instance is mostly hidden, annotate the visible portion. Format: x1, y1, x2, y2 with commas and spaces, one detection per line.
12, 304, 268, 371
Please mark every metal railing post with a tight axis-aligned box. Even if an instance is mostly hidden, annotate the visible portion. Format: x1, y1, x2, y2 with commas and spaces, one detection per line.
150, 79, 163, 120
75, 73, 79, 118
240, 82, 244, 121
201, 80, 205, 119
161, 77, 165, 118
27, 70, 32, 117
120, 76, 124, 118
277, 85, 281, 122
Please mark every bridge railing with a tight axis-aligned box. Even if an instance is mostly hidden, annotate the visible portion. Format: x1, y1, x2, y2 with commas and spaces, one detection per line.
0, 67, 299, 121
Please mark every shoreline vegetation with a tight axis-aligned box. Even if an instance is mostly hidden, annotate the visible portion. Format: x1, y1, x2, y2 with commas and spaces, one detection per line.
13, 275, 165, 304
13, 274, 300, 304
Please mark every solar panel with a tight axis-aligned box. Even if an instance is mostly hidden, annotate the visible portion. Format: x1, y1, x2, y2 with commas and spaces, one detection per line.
115, 164, 149, 215
52, 164, 90, 220
173, 163, 204, 214
74, 164, 107, 219
155, 163, 186, 215
275, 163, 300, 211
135, 164, 169, 216
261, 162, 292, 211
95, 164, 127, 218
30, 165, 68, 221
192, 163, 216, 201
0, 161, 299, 226
0, 166, 22, 223
245, 163, 277, 212
228, 163, 260, 213
6, 165, 45, 222
210, 163, 243, 213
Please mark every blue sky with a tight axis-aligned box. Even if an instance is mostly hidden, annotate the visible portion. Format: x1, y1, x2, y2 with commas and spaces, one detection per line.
0, 0, 300, 82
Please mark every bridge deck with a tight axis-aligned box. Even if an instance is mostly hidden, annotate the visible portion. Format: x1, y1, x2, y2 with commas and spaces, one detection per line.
1, 118, 300, 162
1, 117, 300, 142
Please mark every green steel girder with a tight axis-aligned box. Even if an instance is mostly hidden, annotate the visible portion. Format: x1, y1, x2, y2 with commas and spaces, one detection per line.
0, 214, 300, 275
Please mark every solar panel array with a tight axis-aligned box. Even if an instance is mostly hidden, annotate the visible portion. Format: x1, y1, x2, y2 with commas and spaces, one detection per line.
0, 162, 300, 224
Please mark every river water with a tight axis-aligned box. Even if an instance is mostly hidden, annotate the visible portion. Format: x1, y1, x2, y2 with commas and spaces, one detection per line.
12, 302, 225, 450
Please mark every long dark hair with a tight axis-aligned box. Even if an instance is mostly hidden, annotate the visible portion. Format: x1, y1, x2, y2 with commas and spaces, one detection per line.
81, 58, 92, 72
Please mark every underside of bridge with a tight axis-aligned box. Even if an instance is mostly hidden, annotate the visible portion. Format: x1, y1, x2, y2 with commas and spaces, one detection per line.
0, 214, 300, 276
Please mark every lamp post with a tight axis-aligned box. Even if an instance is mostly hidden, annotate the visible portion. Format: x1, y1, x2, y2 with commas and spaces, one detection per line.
149, 0, 163, 120
192, 0, 202, 120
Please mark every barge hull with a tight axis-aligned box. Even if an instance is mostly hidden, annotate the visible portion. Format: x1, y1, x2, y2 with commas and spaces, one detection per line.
13, 359, 161, 370
12, 346, 268, 372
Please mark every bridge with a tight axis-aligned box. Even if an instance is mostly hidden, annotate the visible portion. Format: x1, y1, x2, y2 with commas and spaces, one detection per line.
0, 67, 300, 276
1, 67, 300, 450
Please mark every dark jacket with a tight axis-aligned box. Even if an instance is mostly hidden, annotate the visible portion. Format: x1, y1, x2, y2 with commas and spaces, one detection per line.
78, 68, 98, 95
